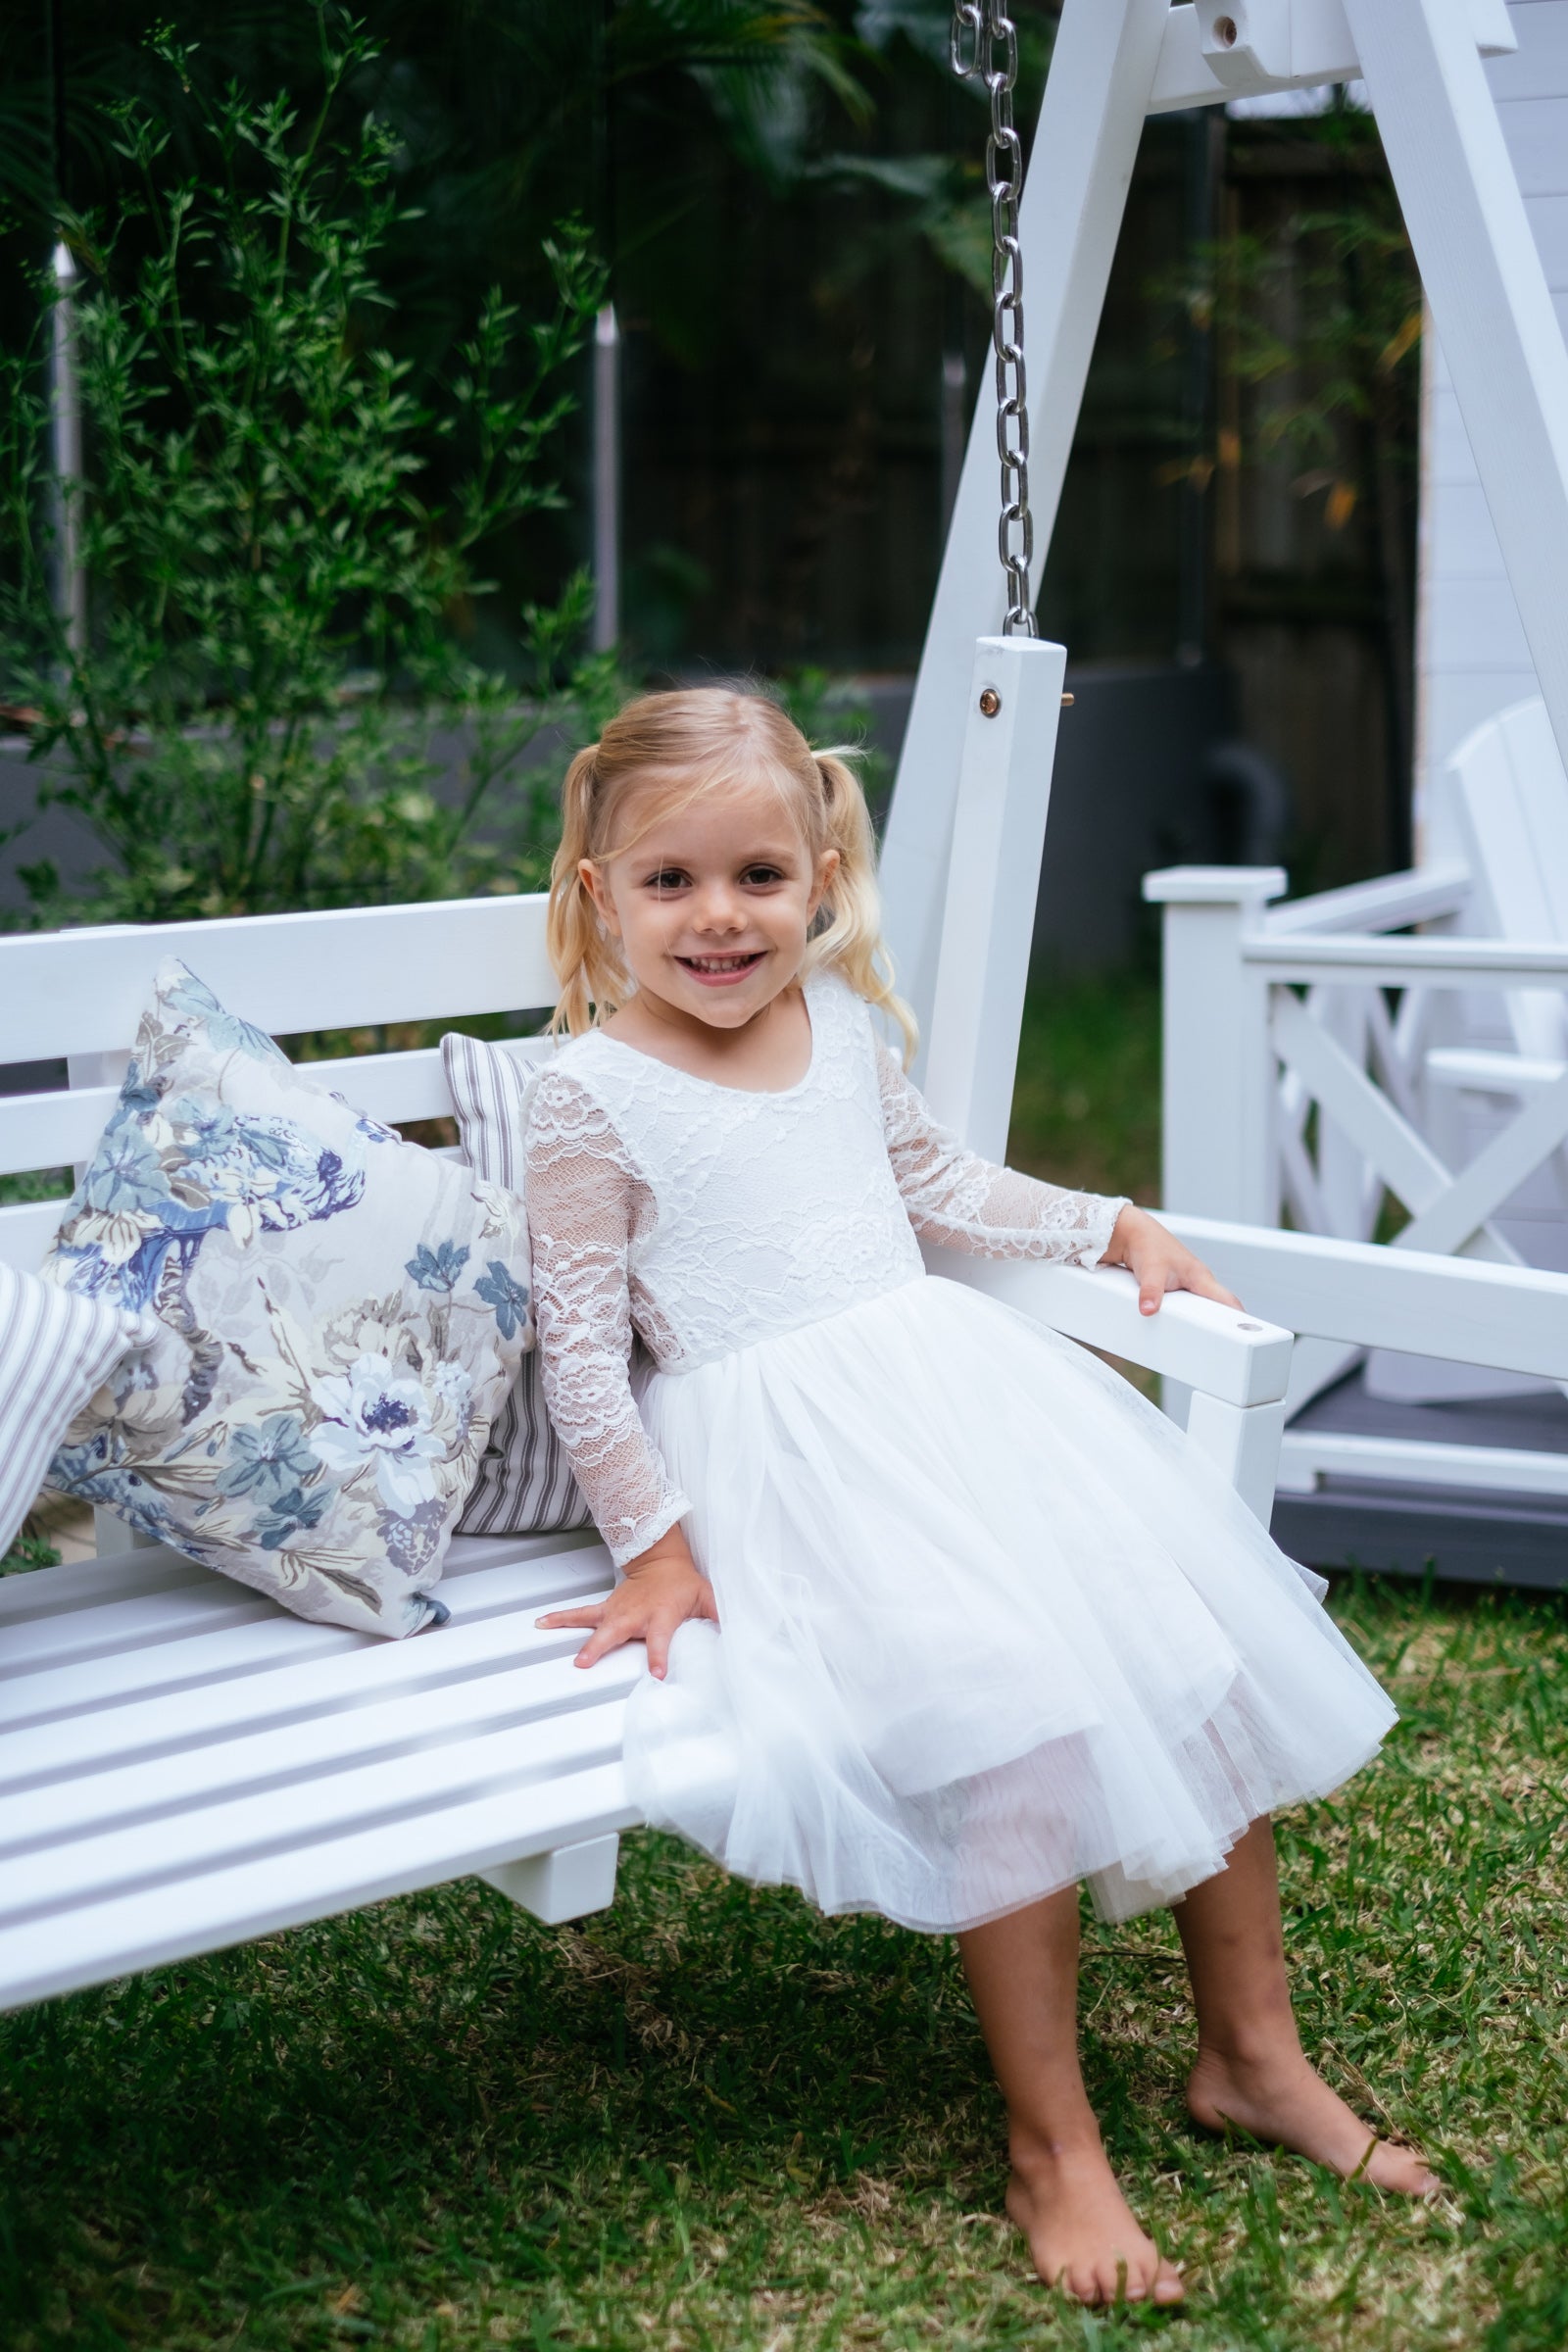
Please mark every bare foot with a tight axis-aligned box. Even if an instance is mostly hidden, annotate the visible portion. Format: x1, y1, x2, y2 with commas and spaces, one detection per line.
1006, 2135, 1185, 2306
1187, 2046, 1437, 2196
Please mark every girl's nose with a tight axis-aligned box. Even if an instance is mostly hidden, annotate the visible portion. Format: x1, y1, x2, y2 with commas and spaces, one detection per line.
691, 885, 747, 934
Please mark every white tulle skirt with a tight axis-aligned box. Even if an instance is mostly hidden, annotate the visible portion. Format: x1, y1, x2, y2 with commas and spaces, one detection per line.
623, 1274, 1395, 1933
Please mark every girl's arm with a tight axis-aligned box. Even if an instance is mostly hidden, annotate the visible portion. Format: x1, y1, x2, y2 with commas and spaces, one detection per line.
524, 1068, 715, 1675
875, 1044, 1240, 1316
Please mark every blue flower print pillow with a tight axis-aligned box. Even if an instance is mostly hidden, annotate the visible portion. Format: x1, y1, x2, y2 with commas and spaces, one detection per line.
41, 959, 533, 1639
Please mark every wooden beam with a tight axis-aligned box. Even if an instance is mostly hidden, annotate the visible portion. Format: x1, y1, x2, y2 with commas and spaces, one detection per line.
1348, 0, 1568, 786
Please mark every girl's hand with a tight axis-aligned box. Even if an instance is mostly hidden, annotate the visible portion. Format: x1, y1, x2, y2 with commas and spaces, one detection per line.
536, 1529, 718, 1679
1102, 1203, 1243, 1317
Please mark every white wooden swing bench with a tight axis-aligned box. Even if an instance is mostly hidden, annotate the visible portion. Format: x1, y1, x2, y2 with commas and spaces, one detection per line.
0, 776, 1302, 2020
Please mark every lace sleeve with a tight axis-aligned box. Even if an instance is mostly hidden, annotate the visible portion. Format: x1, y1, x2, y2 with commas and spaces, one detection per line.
876, 1043, 1129, 1267
524, 1067, 690, 1569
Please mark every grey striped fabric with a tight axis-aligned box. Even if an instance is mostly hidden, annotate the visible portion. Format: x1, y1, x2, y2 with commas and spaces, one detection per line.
0, 1264, 144, 1560
441, 1031, 593, 1539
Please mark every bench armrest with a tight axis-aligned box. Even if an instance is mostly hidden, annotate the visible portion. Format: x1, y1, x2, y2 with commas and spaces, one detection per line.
1165, 1215, 1568, 1381
922, 1246, 1294, 1406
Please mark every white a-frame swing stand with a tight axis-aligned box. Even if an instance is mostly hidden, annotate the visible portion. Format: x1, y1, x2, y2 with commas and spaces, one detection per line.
885, 0, 1568, 1151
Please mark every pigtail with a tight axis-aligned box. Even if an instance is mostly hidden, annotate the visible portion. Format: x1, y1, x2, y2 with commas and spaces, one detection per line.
806, 750, 919, 1066
546, 744, 630, 1037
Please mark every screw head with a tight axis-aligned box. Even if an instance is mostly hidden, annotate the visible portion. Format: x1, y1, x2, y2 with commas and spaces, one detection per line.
978, 687, 1002, 717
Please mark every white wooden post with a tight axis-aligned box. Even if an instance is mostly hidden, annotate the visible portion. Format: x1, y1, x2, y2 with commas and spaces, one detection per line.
1142, 867, 1285, 1223
483, 1834, 621, 1927
921, 636, 1068, 1160
1347, 0, 1568, 786
879, 0, 1172, 1058
1185, 1392, 1290, 1526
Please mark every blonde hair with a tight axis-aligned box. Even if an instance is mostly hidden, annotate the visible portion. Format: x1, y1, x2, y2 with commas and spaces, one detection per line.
546, 688, 917, 1061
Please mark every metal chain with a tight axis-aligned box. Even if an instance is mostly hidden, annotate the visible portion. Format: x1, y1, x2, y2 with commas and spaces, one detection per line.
951, 0, 1035, 635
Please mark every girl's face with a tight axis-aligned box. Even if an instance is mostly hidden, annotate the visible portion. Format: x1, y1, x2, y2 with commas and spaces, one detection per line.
581, 770, 839, 1032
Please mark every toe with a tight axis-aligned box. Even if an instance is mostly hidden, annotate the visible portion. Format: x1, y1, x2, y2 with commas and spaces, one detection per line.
1154, 2263, 1186, 2305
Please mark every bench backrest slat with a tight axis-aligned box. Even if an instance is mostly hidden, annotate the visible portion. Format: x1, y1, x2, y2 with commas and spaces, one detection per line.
0, 1037, 553, 1183
0, 893, 556, 1064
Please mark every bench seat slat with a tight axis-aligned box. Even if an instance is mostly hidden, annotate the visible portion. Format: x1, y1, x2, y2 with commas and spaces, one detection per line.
0, 1581, 281, 1674
0, 1592, 611, 1795
0, 1528, 593, 1625
0, 1548, 212, 1622
0, 1644, 637, 1852
0, 1550, 613, 1730
0, 1697, 634, 1926
0, 1760, 638, 2014
0, 1537, 603, 1678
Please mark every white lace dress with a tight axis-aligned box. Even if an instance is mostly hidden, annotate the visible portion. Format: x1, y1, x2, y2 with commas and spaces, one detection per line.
523, 969, 1395, 1932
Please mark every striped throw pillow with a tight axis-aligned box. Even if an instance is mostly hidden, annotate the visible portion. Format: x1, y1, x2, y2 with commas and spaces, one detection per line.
441, 1032, 593, 1539
1, 1264, 146, 1562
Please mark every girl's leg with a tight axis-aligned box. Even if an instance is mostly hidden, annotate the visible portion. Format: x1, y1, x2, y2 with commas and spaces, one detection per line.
958, 1888, 1185, 2305
1174, 1816, 1434, 2195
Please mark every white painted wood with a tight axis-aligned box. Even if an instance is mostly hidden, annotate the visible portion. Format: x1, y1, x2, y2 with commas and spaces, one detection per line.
1185, 1394, 1290, 1524
880, 0, 1171, 1054
1150, 0, 1514, 114
484, 1835, 621, 1926
1353, 0, 1568, 794
1276, 1426, 1568, 1495
921, 637, 1067, 1159
1395, 1061, 1568, 1254
1168, 1212, 1568, 1377
1143, 869, 1286, 1220
1259, 862, 1470, 937
1242, 934, 1568, 983
0, 1762, 638, 2014
0, 892, 556, 1062
0, 1039, 551, 1181
925, 1251, 1294, 1408
1269, 988, 1512, 1256
1427, 1045, 1566, 1089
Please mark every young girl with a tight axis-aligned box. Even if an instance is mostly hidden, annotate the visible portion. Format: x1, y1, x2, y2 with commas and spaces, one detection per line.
527, 689, 1431, 2307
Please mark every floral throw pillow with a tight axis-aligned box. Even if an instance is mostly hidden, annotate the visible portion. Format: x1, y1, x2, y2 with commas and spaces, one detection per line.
42, 959, 532, 1638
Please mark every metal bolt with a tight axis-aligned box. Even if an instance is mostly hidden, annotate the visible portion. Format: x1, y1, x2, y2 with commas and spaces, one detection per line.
1060, 692, 1074, 708
978, 688, 1002, 717
1214, 13, 1238, 45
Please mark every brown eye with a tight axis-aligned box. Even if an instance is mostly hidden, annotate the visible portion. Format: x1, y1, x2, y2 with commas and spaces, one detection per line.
741, 864, 784, 886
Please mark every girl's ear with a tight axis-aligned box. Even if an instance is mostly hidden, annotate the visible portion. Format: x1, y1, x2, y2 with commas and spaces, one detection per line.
808, 844, 841, 923
579, 858, 620, 938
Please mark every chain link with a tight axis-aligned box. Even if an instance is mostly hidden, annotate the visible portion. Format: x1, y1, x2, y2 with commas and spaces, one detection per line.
952, 0, 1035, 636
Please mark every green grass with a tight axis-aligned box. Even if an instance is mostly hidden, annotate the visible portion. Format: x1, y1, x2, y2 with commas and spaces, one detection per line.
6, 979, 1568, 2347
2, 1581, 1566, 2350
1006, 973, 1161, 1207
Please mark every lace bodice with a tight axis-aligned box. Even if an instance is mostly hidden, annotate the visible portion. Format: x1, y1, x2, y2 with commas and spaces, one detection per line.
522, 971, 1129, 1565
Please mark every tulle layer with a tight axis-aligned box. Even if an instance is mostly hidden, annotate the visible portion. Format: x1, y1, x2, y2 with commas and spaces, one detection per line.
623, 1275, 1396, 1932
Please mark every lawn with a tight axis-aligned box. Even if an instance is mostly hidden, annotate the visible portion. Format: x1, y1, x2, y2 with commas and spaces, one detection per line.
3, 979, 1566, 2350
